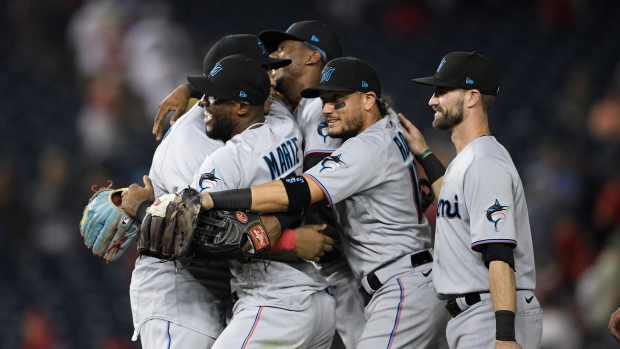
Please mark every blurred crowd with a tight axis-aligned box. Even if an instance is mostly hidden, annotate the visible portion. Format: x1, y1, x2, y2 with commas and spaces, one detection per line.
0, 0, 619, 348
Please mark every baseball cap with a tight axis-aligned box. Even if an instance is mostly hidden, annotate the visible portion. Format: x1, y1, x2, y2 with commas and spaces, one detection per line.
202, 34, 291, 73
301, 57, 381, 98
258, 20, 343, 62
411, 51, 500, 95
187, 54, 270, 106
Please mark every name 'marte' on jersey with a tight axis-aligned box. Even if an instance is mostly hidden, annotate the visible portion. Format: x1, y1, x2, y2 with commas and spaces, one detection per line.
262, 136, 301, 180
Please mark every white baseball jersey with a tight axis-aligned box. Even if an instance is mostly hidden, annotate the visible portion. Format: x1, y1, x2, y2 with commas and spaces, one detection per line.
304, 116, 431, 280
193, 100, 329, 312
295, 97, 342, 160
130, 103, 232, 341
433, 136, 537, 297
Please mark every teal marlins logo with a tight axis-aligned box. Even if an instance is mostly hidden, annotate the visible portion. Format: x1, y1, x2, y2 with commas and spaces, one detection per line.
199, 169, 223, 191
316, 121, 329, 143
485, 199, 509, 232
319, 154, 348, 173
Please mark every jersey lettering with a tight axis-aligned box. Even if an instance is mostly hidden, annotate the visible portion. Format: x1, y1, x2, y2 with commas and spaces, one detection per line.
437, 194, 461, 219
262, 136, 300, 180
393, 132, 411, 162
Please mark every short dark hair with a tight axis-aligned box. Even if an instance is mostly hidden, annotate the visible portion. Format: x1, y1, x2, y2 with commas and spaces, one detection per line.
378, 95, 393, 116
480, 93, 495, 113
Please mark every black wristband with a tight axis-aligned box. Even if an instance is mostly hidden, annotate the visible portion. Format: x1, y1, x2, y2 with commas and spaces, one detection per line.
210, 188, 252, 211
136, 200, 154, 224
495, 310, 516, 341
185, 83, 203, 99
271, 210, 304, 231
280, 176, 312, 212
418, 153, 446, 184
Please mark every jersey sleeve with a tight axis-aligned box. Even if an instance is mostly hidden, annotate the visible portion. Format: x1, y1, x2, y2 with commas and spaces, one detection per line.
464, 156, 518, 250
192, 143, 244, 193
304, 135, 387, 205
300, 98, 342, 158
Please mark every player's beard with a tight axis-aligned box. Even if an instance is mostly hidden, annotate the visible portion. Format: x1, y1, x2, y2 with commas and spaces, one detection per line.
433, 97, 464, 130
206, 109, 235, 143
328, 103, 364, 141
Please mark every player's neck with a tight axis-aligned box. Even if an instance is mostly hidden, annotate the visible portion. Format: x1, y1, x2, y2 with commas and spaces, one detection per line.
233, 114, 266, 138
451, 115, 491, 155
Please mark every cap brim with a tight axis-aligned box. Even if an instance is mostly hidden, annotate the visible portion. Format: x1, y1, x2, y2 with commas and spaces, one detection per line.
186, 75, 230, 99
253, 56, 291, 70
258, 30, 303, 53
301, 85, 356, 99
411, 76, 459, 88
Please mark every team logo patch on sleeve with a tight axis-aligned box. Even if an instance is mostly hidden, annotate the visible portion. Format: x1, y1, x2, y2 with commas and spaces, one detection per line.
319, 154, 348, 173
199, 169, 223, 191
485, 199, 509, 232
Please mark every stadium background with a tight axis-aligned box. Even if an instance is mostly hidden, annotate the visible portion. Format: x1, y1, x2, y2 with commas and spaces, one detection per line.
1, 0, 619, 348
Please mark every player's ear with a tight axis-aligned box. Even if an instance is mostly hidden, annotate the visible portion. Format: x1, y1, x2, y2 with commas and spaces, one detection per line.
363, 91, 377, 111
305, 50, 322, 66
465, 89, 480, 109
235, 101, 250, 116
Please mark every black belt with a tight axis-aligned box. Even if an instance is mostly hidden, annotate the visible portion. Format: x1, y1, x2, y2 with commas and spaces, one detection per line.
445, 293, 481, 317
360, 250, 433, 298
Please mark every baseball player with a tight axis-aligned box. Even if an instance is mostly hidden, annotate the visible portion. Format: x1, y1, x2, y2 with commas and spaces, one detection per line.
197, 57, 450, 349
399, 51, 543, 348
119, 35, 332, 348
183, 54, 335, 349
259, 20, 366, 349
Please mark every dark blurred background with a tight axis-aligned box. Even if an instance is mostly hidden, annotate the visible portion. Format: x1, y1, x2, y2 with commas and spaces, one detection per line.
1, 0, 619, 348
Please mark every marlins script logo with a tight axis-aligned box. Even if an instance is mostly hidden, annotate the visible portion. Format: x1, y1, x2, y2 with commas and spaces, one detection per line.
199, 169, 223, 191
485, 199, 509, 231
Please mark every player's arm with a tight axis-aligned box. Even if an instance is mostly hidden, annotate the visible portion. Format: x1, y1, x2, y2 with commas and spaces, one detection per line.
201, 174, 326, 213
397, 113, 444, 196
609, 306, 620, 342
153, 83, 202, 140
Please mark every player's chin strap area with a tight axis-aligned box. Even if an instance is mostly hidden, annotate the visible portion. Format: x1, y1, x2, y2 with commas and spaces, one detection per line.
359, 249, 433, 300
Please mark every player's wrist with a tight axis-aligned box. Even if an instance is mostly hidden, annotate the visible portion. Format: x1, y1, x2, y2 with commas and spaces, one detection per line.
135, 200, 154, 223
418, 152, 446, 184
271, 229, 297, 252
495, 310, 516, 341
417, 148, 432, 161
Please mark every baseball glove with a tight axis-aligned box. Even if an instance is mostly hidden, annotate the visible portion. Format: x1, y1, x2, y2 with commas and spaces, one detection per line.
138, 187, 271, 261
419, 178, 436, 213
80, 183, 140, 263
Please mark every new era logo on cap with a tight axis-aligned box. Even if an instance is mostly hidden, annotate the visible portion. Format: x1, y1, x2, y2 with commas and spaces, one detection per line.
466, 77, 474, 84
311, 35, 319, 42
239, 91, 247, 97
362, 81, 368, 88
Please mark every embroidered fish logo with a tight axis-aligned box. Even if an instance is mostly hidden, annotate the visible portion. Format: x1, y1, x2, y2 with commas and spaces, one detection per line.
319, 154, 348, 173
316, 121, 329, 143
199, 169, 223, 191
485, 199, 509, 232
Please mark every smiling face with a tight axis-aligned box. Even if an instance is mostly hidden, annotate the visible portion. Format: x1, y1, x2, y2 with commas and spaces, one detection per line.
429, 86, 465, 130
200, 96, 238, 142
319, 91, 366, 141
271, 40, 313, 99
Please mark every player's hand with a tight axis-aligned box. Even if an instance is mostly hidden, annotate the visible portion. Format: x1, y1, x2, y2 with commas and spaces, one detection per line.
120, 175, 155, 218
609, 306, 620, 342
293, 224, 334, 262
494, 340, 522, 349
397, 113, 430, 157
153, 84, 191, 140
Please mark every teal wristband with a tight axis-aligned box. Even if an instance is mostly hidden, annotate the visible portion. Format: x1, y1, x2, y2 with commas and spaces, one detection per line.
418, 148, 432, 161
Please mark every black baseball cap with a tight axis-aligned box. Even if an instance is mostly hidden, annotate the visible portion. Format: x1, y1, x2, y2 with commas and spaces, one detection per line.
202, 34, 291, 73
187, 54, 270, 106
412, 51, 500, 96
301, 57, 381, 98
259, 20, 343, 62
